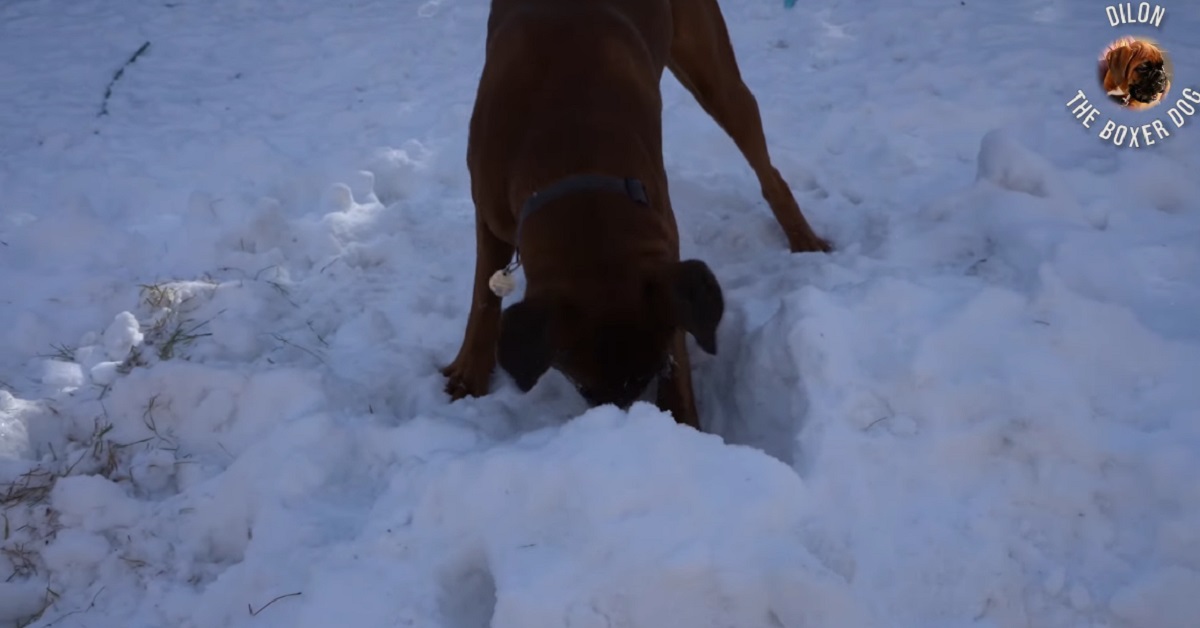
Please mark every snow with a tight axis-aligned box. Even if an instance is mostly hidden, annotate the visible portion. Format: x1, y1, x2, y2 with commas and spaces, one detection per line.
1, 0, 1198, 626
101, 312, 144, 362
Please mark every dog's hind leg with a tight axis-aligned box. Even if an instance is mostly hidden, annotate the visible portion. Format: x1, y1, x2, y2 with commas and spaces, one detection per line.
667, 0, 829, 253
442, 211, 515, 400
657, 330, 701, 430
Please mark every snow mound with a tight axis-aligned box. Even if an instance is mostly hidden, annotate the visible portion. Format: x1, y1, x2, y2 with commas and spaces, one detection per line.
4, 403, 869, 628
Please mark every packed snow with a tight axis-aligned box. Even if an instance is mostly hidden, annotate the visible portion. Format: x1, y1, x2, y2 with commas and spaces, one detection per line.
2, 0, 1199, 626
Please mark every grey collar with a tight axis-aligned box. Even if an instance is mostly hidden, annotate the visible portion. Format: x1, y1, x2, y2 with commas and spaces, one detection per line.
515, 174, 650, 248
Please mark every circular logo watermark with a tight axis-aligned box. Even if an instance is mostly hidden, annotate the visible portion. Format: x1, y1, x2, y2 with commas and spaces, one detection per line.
1066, 3, 1197, 148
1098, 35, 1172, 110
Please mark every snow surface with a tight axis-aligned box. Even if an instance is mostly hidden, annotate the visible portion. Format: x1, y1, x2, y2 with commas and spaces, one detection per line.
2, 0, 1199, 626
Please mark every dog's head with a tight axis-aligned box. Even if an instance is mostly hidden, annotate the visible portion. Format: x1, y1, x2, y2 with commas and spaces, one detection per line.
1105, 40, 1169, 105
496, 259, 723, 408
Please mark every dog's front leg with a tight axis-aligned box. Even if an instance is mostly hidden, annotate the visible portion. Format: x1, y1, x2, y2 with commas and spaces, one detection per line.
656, 330, 701, 430
442, 214, 515, 400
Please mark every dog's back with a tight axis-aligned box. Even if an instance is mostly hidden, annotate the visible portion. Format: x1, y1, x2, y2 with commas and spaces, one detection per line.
468, 0, 675, 221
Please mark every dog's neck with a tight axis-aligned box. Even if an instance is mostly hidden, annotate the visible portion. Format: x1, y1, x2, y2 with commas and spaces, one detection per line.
515, 173, 651, 248
513, 177, 673, 289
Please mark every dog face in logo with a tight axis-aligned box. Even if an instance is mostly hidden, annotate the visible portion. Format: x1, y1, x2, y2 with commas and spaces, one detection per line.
496, 259, 723, 409
1100, 37, 1170, 109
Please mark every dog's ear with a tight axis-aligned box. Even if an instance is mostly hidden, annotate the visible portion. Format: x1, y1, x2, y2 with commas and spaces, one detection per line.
497, 298, 555, 392
667, 259, 724, 355
1105, 46, 1136, 90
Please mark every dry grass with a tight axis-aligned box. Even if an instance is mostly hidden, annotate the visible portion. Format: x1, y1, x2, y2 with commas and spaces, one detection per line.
14, 587, 60, 628
37, 343, 76, 363
0, 470, 55, 509
138, 280, 219, 362
2, 277, 232, 625
2, 543, 38, 580
1, 411, 161, 625
155, 318, 214, 361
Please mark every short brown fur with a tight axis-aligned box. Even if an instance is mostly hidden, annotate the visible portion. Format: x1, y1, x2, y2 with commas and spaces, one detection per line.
442, 0, 828, 428
1099, 36, 1170, 109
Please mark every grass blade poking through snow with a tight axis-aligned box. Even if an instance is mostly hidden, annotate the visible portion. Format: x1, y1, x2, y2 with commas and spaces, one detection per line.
248, 592, 303, 616
98, 41, 151, 118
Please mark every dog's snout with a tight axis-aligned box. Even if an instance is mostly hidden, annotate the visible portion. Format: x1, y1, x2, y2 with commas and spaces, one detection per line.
579, 387, 601, 406
577, 376, 652, 409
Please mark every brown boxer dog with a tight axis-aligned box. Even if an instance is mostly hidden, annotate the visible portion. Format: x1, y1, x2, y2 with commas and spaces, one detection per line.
441, 0, 829, 429
1099, 36, 1170, 110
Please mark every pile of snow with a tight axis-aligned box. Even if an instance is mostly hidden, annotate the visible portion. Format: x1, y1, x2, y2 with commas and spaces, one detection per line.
2, 399, 865, 628
2, 0, 1199, 626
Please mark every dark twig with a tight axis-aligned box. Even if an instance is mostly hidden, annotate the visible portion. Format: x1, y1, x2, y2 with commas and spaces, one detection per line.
98, 41, 151, 117
269, 333, 324, 363
248, 592, 302, 616
41, 586, 104, 627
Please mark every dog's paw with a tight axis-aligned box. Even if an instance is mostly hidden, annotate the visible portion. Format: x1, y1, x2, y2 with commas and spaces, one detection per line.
787, 231, 833, 254
440, 359, 493, 400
